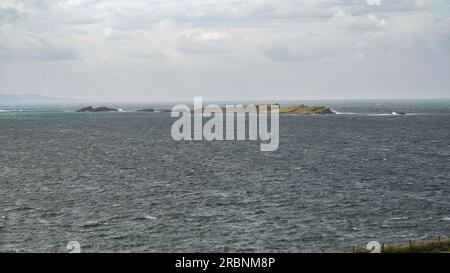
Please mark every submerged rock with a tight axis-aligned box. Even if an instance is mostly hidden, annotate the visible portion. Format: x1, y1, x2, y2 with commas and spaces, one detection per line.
76, 106, 118, 112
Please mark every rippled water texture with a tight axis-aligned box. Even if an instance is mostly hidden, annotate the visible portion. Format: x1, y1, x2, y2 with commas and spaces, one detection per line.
0, 100, 449, 252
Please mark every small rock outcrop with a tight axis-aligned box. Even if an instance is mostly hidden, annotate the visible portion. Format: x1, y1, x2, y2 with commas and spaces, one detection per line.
76, 106, 118, 112
137, 108, 155, 112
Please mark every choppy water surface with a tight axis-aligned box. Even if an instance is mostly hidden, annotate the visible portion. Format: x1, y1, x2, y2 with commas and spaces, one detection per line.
0, 100, 449, 252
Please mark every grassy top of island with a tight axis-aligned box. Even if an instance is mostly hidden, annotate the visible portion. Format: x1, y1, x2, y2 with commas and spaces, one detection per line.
349, 237, 450, 253
190, 104, 335, 114
76, 106, 118, 112
278, 104, 334, 115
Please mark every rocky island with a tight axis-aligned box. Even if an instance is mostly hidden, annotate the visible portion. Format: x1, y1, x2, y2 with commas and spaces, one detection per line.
195, 104, 334, 115
76, 106, 118, 112
278, 104, 335, 115
76, 104, 335, 115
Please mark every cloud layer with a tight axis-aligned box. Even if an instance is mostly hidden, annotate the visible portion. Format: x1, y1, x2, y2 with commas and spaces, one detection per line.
1, 0, 449, 100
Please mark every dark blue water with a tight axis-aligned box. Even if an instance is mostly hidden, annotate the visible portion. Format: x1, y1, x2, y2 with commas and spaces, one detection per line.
0, 100, 449, 252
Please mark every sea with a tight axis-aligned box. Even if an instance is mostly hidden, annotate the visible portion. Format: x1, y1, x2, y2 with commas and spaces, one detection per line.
0, 99, 449, 252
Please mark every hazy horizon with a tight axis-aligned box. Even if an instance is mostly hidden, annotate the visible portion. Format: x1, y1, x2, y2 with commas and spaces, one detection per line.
2, 93, 450, 105
1, 0, 449, 101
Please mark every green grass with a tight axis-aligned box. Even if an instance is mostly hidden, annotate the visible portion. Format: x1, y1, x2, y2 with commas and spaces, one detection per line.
278, 104, 334, 114
351, 238, 450, 253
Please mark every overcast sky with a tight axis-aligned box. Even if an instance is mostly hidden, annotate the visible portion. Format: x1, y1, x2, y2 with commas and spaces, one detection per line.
0, 0, 449, 101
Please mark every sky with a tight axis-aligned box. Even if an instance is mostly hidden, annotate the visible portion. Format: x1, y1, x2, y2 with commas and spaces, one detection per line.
0, 0, 449, 101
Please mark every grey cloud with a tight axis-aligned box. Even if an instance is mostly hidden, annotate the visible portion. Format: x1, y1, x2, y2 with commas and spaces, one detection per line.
0, 26, 78, 61
0, 44, 78, 61
333, 10, 387, 32
128, 51, 168, 61
38, 42, 79, 60
179, 30, 230, 54
262, 43, 310, 62
180, 43, 228, 54
261, 39, 354, 63
0, 7, 22, 22
17, 0, 63, 10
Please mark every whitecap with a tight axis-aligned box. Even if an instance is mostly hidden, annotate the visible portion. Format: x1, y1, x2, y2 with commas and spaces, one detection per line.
368, 113, 394, 116
388, 216, 409, 221
81, 220, 101, 228
213, 192, 229, 197
442, 216, 450, 221
332, 111, 361, 115
1, 109, 25, 112
144, 215, 157, 220
334, 112, 417, 116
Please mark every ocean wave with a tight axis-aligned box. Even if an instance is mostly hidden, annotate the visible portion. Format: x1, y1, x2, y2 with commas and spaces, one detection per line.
134, 215, 157, 221
333, 111, 420, 116
388, 216, 409, 221
333, 111, 389, 116
0, 109, 25, 113
212, 192, 230, 198
80, 220, 102, 228
372, 148, 391, 151
332, 110, 357, 115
